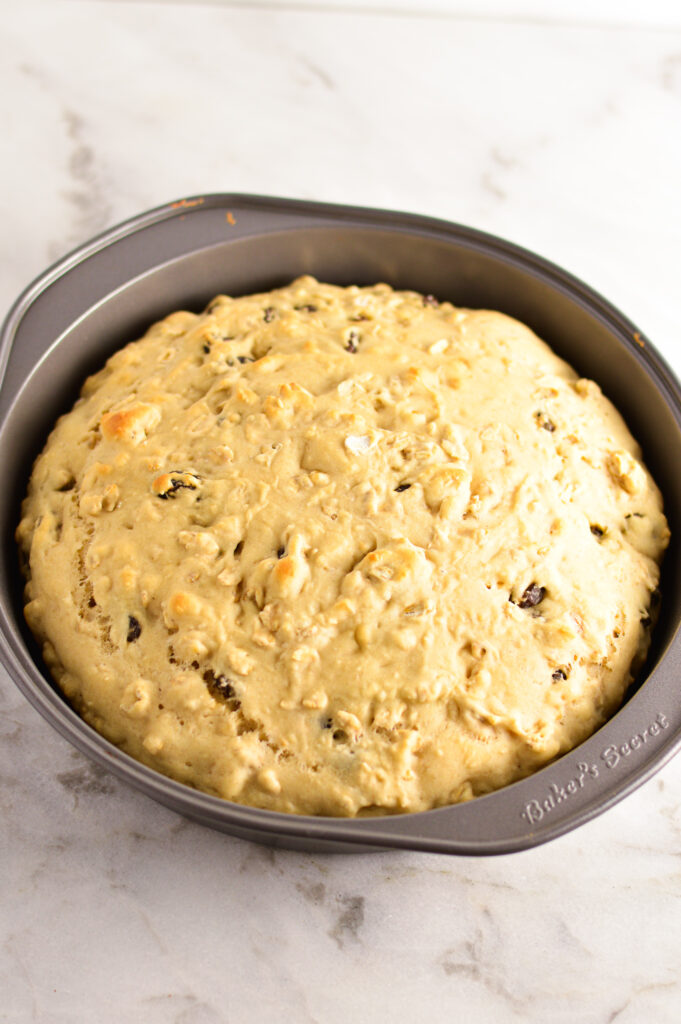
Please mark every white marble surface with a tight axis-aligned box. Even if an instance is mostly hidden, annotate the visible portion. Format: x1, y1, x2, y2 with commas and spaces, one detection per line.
2, 3, 681, 1021
96, 0, 681, 29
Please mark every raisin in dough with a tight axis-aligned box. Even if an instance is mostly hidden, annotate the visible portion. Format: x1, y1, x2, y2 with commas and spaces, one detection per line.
17, 277, 669, 815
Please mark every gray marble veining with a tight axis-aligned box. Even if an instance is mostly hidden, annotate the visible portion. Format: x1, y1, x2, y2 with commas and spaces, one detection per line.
2, 2, 681, 1021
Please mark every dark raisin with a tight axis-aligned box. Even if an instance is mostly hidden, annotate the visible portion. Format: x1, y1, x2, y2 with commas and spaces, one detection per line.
88, 596, 96, 608
590, 525, 605, 537
157, 474, 199, 500
203, 669, 240, 707
263, 307, 276, 323
294, 303, 318, 312
395, 483, 411, 492
214, 675, 234, 699
345, 329, 360, 354
202, 343, 211, 354
127, 616, 142, 643
277, 546, 285, 559
423, 294, 439, 307
552, 668, 567, 682
535, 411, 555, 432
516, 583, 546, 609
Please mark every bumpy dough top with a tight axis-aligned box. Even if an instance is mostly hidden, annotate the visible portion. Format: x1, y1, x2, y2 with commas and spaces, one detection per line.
17, 277, 669, 816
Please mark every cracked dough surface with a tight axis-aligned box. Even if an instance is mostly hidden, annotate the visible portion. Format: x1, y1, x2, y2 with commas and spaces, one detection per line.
17, 277, 669, 815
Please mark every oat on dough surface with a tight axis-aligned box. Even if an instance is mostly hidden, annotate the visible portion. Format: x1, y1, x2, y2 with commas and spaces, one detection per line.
17, 277, 669, 816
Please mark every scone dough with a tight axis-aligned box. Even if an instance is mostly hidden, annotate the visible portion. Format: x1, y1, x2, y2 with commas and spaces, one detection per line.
17, 277, 669, 815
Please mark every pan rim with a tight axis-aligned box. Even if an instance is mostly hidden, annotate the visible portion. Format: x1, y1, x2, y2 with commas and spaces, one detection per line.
2, 192, 680, 855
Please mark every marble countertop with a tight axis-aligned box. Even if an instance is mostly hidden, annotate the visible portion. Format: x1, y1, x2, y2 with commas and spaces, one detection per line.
2, 3, 681, 1021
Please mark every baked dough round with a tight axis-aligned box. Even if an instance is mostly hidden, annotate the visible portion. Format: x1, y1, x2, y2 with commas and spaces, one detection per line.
17, 277, 669, 815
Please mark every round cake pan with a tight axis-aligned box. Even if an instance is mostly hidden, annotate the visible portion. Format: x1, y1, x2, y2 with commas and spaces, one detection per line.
1, 194, 680, 856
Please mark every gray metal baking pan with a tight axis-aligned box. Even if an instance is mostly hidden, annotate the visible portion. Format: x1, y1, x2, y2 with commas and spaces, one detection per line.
1, 193, 680, 855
